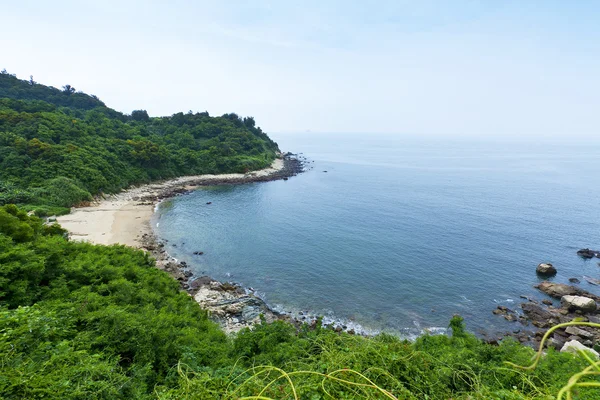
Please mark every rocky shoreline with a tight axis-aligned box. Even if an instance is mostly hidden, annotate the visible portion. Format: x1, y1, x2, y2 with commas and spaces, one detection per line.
134, 153, 339, 335
491, 256, 600, 354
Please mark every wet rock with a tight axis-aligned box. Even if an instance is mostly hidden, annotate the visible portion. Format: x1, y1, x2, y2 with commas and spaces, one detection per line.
561, 295, 597, 313
542, 299, 553, 306
577, 248, 600, 259
569, 278, 581, 284
561, 340, 600, 358
193, 251, 204, 255
536, 263, 557, 276
535, 281, 600, 301
521, 303, 557, 328
206, 202, 212, 205
242, 306, 261, 321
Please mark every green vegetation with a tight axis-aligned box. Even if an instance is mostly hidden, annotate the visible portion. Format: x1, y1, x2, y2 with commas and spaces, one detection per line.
0, 207, 597, 399
0, 71, 278, 215
0, 72, 597, 398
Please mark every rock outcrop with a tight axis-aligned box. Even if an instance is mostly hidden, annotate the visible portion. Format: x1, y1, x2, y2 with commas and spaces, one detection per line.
535, 281, 600, 301
577, 248, 600, 259
561, 295, 597, 313
536, 263, 557, 276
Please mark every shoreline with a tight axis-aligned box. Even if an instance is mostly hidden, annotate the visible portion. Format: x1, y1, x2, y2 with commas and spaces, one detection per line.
57, 154, 313, 334
56, 154, 598, 345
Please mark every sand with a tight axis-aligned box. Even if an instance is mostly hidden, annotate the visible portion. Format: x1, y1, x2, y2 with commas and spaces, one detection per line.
56, 159, 285, 248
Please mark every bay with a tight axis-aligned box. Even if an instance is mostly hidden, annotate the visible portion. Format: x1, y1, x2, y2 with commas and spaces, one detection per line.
155, 133, 600, 336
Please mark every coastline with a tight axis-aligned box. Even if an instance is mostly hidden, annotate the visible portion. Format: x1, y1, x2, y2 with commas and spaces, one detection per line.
57, 154, 306, 334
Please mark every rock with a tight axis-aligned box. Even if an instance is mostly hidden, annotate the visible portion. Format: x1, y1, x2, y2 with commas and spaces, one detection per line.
561, 340, 600, 358
206, 202, 212, 205
536, 282, 578, 298
193, 251, 204, 255
504, 314, 517, 321
542, 299, 553, 306
535, 281, 600, 301
521, 303, 557, 328
537, 263, 557, 276
569, 278, 581, 284
334, 326, 342, 333
565, 326, 595, 339
587, 315, 600, 324
547, 337, 564, 350
577, 248, 599, 259
561, 295, 597, 313
242, 306, 261, 321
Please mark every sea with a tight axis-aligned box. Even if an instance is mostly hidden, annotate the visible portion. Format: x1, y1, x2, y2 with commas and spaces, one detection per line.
154, 133, 600, 337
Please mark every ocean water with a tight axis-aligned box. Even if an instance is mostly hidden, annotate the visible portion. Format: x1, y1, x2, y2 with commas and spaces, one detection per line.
155, 133, 600, 337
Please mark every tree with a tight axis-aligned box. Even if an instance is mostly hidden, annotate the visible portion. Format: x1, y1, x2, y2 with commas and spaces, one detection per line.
131, 109, 150, 121
29, 75, 35, 86
243, 116, 256, 128
62, 84, 76, 95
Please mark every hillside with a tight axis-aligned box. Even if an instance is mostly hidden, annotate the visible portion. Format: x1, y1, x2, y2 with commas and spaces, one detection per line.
0, 70, 278, 215
0, 71, 597, 399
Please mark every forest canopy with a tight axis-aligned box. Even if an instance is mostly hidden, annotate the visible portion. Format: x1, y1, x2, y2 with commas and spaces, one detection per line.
0, 71, 279, 215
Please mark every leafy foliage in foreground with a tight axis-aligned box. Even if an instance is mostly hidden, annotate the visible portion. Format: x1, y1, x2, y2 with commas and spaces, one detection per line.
0, 205, 596, 399
0, 71, 279, 214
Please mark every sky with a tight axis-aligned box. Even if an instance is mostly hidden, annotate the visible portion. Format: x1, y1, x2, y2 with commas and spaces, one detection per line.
1, 1, 599, 136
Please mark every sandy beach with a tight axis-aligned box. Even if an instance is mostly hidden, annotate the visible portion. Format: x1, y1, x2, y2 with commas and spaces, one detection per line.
57, 156, 312, 334
57, 158, 285, 248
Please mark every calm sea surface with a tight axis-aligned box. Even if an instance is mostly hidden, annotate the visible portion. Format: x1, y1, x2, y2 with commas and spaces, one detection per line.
155, 133, 600, 336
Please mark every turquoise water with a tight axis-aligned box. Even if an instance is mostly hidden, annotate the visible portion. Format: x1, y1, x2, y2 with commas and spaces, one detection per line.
155, 133, 600, 336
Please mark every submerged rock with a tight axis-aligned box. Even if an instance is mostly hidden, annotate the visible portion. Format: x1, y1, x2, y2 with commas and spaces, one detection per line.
569, 277, 581, 284
536, 263, 557, 276
561, 295, 597, 313
577, 248, 600, 259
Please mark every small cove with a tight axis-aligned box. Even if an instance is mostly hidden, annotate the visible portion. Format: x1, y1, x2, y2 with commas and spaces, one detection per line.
155, 133, 600, 337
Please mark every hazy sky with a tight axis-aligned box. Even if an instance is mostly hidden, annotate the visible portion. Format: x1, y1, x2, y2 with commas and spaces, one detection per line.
1, 1, 599, 136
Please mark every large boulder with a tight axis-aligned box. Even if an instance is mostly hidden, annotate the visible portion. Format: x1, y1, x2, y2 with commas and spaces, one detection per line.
561, 295, 597, 313
536, 263, 557, 276
561, 340, 600, 359
536, 282, 579, 298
